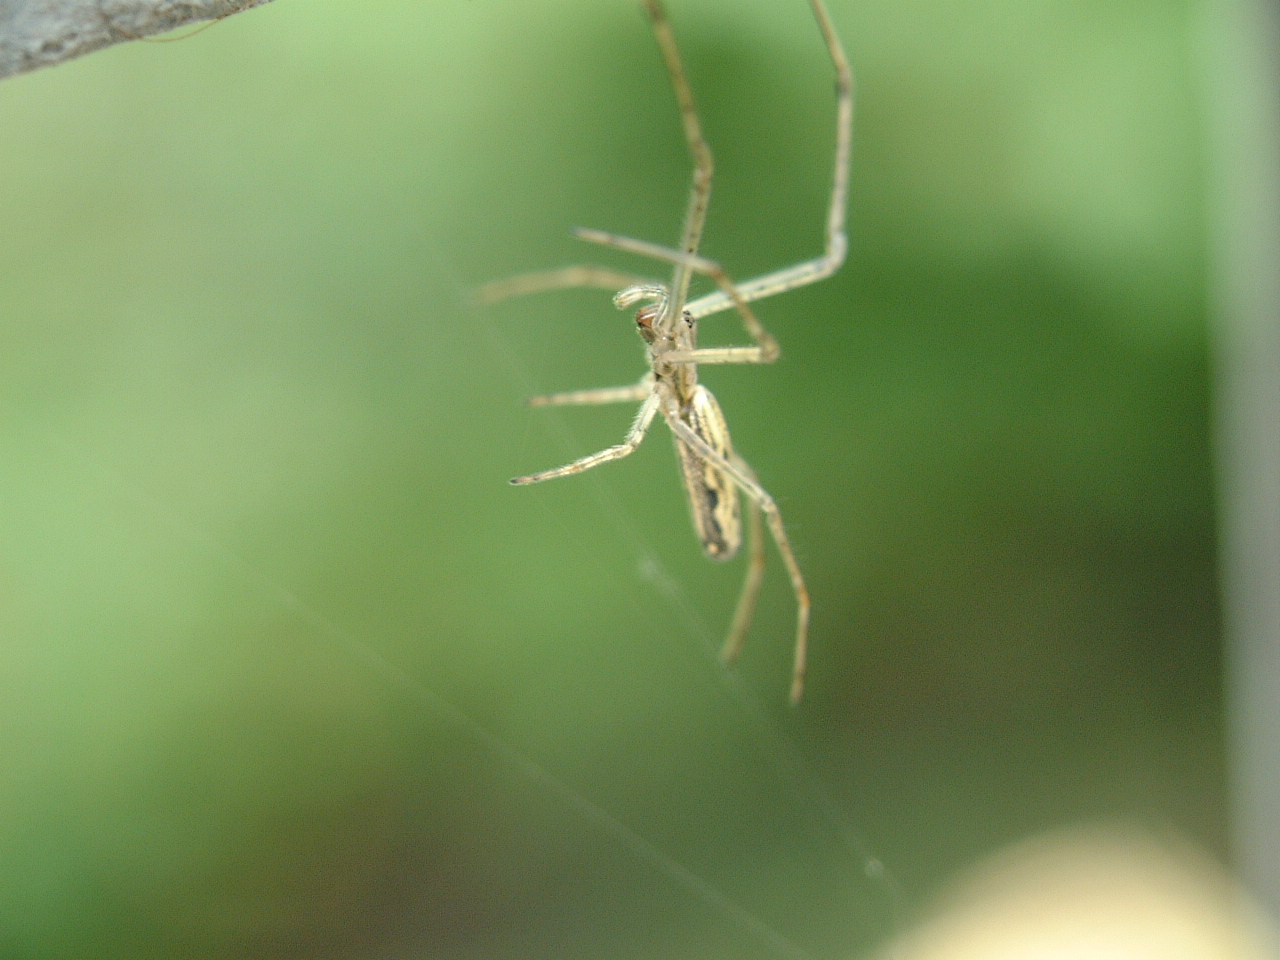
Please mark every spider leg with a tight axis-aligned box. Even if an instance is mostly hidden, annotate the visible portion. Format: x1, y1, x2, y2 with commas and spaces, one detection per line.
527, 376, 653, 408
640, 0, 713, 328
684, 0, 853, 322
511, 391, 660, 485
659, 389, 811, 704
575, 228, 779, 363
475, 266, 654, 306
665, 346, 777, 366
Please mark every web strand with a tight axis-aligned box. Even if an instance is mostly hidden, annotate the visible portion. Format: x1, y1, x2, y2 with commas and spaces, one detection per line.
36, 424, 816, 960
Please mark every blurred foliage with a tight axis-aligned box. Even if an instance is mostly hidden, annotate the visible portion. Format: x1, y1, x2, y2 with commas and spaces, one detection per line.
0, 1, 1218, 958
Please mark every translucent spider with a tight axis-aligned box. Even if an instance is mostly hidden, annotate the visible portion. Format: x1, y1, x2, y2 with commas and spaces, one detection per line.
479, 0, 853, 704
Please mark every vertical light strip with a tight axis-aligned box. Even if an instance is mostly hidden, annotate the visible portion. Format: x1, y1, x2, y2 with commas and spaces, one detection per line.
1202, 0, 1280, 919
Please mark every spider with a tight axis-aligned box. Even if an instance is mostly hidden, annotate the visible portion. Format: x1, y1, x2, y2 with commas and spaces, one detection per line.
479, 0, 852, 704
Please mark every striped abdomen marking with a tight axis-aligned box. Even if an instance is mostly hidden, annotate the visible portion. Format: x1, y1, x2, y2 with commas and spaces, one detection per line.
674, 386, 741, 561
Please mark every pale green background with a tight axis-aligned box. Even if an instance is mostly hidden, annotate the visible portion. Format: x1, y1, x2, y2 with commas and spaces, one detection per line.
0, 1, 1216, 958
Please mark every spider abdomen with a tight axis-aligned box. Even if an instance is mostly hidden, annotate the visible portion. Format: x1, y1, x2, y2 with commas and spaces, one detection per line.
674, 386, 741, 561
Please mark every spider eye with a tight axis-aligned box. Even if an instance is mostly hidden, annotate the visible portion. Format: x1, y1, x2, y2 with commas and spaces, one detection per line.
683, 311, 694, 327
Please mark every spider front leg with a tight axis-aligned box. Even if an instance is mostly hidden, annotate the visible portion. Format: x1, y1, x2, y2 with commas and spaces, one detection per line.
475, 266, 653, 306
640, 0, 713, 325
511, 391, 660, 486
527, 375, 653, 408
683, 0, 854, 323
659, 390, 811, 704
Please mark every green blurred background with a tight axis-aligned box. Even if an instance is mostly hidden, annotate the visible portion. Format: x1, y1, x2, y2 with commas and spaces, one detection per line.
0, 0, 1221, 957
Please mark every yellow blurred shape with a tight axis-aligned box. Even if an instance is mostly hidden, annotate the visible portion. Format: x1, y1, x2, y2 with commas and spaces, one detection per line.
884, 826, 1277, 960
